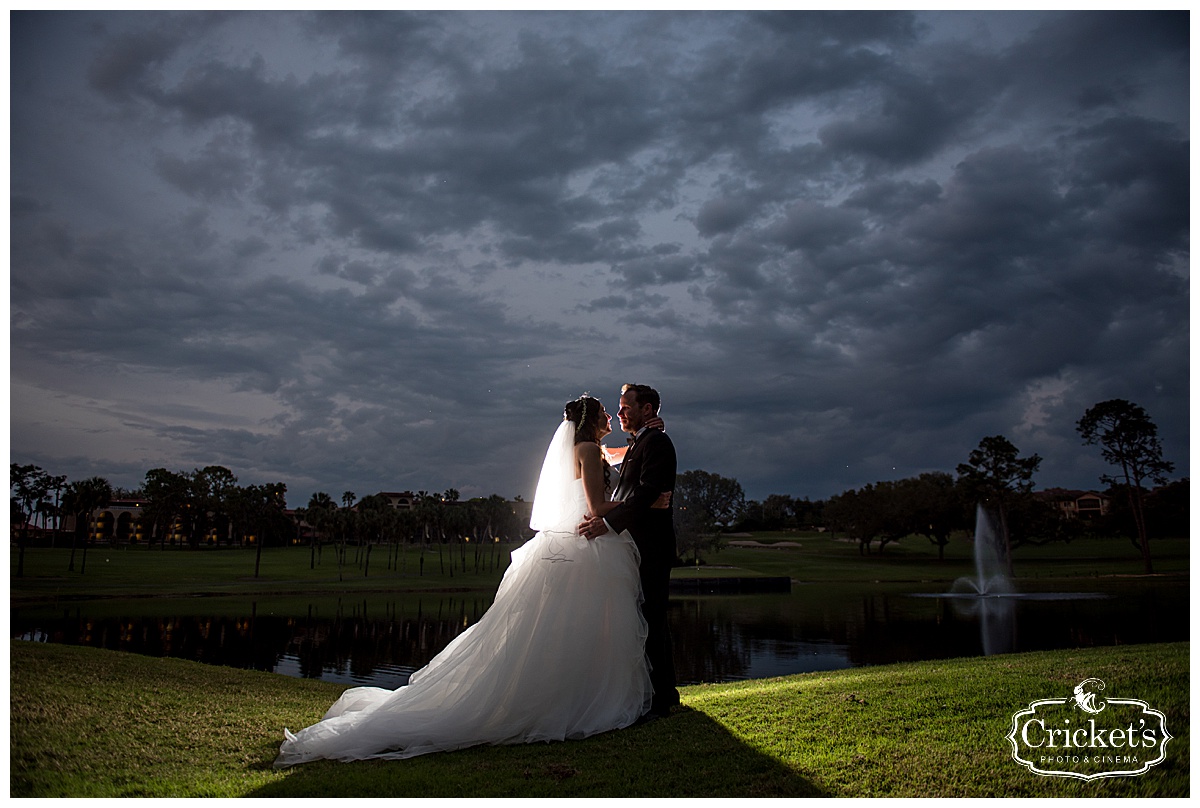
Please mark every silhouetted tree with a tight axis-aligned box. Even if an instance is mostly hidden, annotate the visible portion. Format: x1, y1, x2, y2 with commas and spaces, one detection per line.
238, 482, 288, 577
823, 474, 966, 558
191, 466, 238, 546
143, 468, 191, 549
62, 476, 113, 574
825, 485, 887, 555
43, 474, 68, 547
304, 491, 338, 568
1078, 399, 1175, 573
675, 470, 744, 528
10, 496, 30, 578
793, 496, 825, 531
673, 485, 718, 565
956, 435, 1041, 576
903, 472, 968, 561
10, 464, 50, 578
1008, 494, 1088, 547
673, 470, 744, 563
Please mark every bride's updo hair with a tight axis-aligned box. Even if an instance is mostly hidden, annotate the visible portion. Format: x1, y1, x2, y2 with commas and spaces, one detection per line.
564, 395, 605, 445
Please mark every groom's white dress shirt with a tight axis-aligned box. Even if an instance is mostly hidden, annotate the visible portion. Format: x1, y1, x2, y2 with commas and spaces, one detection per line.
601, 426, 648, 535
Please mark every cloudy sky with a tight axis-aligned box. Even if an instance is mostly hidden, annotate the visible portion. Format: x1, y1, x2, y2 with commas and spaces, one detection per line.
10, 10, 1190, 508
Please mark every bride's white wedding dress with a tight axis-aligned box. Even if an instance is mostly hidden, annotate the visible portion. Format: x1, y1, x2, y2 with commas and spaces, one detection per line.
274, 422, 651, 766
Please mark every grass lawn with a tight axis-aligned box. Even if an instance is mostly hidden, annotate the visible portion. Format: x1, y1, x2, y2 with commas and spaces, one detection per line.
12, 532, 1187, 603
688, 531, 1190, 584
10, 640, 1187, 797
10, 543, 517, 603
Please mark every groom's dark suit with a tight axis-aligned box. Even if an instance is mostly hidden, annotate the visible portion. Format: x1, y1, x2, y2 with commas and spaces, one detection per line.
604, 427, 679, 714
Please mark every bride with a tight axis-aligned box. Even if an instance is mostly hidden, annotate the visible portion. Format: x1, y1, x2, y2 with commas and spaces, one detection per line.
274, 395, 655, 765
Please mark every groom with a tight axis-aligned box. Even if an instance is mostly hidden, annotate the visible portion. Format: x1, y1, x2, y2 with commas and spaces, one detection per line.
579, 383, 680, 719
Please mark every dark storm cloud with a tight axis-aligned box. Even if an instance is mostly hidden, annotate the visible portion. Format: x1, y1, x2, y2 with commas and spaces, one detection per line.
10, 10, 1189, 506
86, 18, 196, 101
1000, 11, 1188, 115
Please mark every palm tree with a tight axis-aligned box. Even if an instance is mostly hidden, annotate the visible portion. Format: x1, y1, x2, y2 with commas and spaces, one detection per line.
306, 491, 338, 570
441, 501, 470, 575
10, 464, 50, 578
44, 474, 68, 548
63, 477, 113, 574
307, 492, 337, 515
240, 482, 288, 578
356, 494, 395, 576
412, 492, 444, 575
11, 497, 30, 578
389, 506, 418, 573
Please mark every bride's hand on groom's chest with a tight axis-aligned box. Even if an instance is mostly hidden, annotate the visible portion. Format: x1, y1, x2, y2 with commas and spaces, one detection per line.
601, 445, 629, 466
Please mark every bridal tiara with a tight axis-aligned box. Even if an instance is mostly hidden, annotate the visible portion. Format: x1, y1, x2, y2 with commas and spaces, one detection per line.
565, 393, 593, 436
574, 396, 589, 436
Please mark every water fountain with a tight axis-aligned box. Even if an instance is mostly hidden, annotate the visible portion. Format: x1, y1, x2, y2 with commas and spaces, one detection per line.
954, 504, 1016, 597
914, 504, 1107, 655
941, 505, 1019, 654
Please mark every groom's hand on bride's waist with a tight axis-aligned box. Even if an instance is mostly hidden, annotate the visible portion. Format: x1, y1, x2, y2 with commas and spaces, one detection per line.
577, 516, 607, 540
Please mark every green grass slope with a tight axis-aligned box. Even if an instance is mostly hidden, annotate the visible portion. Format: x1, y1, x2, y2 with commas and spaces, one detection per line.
11, 641, 1187, 798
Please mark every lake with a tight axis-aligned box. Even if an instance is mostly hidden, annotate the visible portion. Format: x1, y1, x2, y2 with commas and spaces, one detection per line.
12, 576, 1187, 688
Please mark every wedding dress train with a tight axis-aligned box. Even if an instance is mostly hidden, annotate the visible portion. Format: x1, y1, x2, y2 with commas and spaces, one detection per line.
274, 423, 651, 765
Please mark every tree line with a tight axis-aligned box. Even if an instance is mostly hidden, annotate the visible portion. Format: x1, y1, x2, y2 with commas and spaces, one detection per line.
9, 463, 525, 580
671, 399, 1182, 574
11, 398, 1181, 577
10, 465, 294, 577
296, 488, 525, 581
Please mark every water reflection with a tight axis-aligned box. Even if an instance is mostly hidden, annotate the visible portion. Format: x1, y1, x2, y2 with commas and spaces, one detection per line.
670, 598, 854, 684
671, 580, 1187, 680
13, 596, 494, 690
275, 598, 493, 689
12, 579, 1187, 688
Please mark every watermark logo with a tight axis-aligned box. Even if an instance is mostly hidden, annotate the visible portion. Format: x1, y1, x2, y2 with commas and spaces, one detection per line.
1007, 678, 1172, 780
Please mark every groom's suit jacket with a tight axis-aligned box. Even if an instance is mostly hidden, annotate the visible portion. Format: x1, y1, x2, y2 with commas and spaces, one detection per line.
605, 427, 677, 570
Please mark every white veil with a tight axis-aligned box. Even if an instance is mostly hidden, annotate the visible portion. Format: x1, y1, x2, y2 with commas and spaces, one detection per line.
528, 419, 578, 534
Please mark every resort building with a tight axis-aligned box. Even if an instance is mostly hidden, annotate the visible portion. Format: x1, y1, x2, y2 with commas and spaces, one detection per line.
1036, 489, 1110, 520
